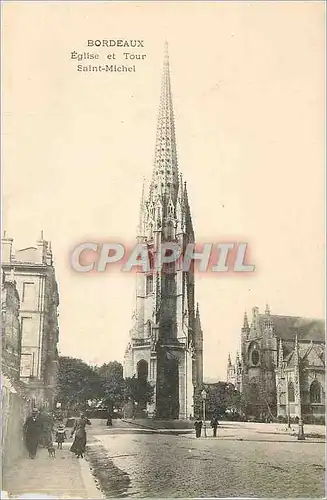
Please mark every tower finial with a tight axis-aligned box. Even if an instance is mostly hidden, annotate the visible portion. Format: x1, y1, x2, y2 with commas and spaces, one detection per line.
278, 337, 284, 368
294, 332, 300, 366
164, 40, 169, 63
265, 302, 270, 315
243, 311, 249, 329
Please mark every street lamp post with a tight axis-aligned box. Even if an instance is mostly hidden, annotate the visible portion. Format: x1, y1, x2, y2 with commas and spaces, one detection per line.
286, 372, 291, 429
201, 389, 207, 437
297, 390, 305, 441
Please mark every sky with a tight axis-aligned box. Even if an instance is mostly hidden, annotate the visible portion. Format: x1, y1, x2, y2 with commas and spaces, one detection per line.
2, 1, 325, 380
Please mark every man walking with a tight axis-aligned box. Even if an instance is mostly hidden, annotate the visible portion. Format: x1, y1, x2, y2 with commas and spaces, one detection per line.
211, 416, 219, 437
194, 418, 203, 438
23, 408, 42, 459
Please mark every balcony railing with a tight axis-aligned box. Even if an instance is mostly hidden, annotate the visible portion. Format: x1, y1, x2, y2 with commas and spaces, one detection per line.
132, 338, 151, 347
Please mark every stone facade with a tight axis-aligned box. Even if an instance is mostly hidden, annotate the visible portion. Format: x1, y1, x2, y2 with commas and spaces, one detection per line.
1, 372, 30, 468
1, 272, 30, 468
123, 44, 204, 419
2, 232, 60, 409
2, 269, 22, 380
227, 305, 325, 421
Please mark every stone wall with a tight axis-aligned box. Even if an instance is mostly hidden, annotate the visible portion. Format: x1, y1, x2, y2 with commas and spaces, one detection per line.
1, 273, 21, 381
1, 373, 31, 469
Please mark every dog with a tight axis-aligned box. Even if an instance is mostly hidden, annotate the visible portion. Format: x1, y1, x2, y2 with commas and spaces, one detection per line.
47, 443, 56, 458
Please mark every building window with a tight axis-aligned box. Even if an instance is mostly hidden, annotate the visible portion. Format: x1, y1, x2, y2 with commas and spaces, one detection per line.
310, 380, 322, 404
251, 349, 259, 366
22, 282, 35, 303
146, 275, 153, 295
21, 317, 33, 344
288, 380, 295, 403
20, 353, 33, 378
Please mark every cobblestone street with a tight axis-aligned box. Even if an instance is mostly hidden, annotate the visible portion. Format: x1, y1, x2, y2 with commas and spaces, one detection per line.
87, 420, 325, 498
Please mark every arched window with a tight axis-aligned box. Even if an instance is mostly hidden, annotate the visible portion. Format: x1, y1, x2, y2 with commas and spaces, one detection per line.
288, 380, 295, 403
137, 360, 148, 383
251, 350, 259, 365
310, 380, 322, 404
146, 275, 153, 295
249, 343, 260, 366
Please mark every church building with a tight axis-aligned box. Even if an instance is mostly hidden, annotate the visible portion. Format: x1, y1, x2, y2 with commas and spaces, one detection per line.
123, 44, 204, 420
227, 305, 325, 422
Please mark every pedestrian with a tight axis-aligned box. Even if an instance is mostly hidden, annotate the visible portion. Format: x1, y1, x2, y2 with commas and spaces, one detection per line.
210, 416, 219, 437
194, 418, 203, 438
55, 423, 67, 449
106, 415, 112, 427
23, 408, 42, 459
38, 410, 54, 448
70, 412, 91, 458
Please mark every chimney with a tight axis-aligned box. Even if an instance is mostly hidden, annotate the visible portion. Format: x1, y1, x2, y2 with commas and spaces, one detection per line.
46, 241, 53, 266
1, 231, 13, 263
36, 231, 48, 264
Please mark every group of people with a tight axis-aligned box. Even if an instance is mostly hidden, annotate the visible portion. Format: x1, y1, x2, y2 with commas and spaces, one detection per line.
194, 416, 219, 438
23, 408, 91, 459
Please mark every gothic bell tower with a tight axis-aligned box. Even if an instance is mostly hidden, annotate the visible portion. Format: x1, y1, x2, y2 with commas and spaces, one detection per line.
123, 43, 203, 420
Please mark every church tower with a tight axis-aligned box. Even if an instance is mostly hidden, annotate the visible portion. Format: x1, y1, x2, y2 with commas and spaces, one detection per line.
123, 43, 203, 419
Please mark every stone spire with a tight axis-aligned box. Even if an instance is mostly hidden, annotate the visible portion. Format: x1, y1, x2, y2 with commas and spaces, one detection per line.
137, 178, 146, 239
265, 302, 270, 315
194, 302, 203, 344
243, 311, 249, 329
278, 338, 284, 368
294, 332, 300, 367
150, 41, 179, 204
251, 306, 260, 335
241, 311, 250, 344
183, 181, 194, 239
228, 353, 232, 367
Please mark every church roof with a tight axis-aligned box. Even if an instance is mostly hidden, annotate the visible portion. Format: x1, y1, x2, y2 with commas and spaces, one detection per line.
285, 341, 325, 367
259, 314, 325, 342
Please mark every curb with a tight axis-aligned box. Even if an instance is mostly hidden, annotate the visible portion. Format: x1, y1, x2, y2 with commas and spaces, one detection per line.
181, 435, 325, 443
122, 420, 325, 444
121, 419, 194, 433
121, 419, 165, 432
79, 455, 104, 499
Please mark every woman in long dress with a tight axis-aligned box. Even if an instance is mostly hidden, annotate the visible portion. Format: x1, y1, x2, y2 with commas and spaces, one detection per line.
70, 413, 91, 458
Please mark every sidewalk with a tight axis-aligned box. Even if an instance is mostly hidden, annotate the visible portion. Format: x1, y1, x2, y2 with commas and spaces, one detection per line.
2, 445, 103, 499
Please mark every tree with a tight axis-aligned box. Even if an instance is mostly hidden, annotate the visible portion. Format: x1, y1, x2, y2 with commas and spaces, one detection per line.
225, 386, 246, 417
203, 382, 245, 419
124, 375, 154, 408
96, 361, 125, 411
56, 356, 101, 411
